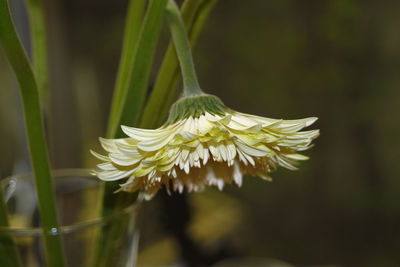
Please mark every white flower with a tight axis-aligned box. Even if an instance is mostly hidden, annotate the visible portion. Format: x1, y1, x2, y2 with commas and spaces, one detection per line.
92, 95, 319, 199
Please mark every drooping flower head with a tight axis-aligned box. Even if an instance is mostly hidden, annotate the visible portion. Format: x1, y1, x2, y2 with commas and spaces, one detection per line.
92, 0, 319, 199
92, 94, 319, 199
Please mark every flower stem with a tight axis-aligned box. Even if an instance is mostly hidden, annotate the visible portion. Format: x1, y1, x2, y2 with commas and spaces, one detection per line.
0, 0, 65, 266
165, 0, 203, 97
141, 0, 219, 128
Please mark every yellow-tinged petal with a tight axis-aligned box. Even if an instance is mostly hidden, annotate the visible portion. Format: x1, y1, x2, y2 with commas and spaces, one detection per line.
92, 107, 319, 198
109, 153, 141, 166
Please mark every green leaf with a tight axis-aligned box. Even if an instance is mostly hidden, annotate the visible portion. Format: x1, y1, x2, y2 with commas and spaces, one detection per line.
24, 0, 50, 111
97, 2, 168, 266
106, 0, 147, 138
102, 0, 168, 207
107, 0, 168, 139
0, 0, 65, 266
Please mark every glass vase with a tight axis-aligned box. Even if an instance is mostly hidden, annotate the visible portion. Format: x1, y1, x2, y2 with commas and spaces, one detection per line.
0, 169, 139, 267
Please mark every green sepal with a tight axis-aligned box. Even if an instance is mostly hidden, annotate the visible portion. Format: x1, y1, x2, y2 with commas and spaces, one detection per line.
167, 93, 227, 123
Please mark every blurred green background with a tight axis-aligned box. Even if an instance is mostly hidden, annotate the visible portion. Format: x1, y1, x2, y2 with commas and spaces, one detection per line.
1, 0, 400, 266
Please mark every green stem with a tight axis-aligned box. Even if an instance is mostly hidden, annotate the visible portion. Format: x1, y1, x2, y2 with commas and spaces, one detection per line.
0, 188, 22, 267
106, 0, 146, 139
140, 0, 200, 128
165, 0, 203, 97
141, 0, 218, 128
0, 1, 65, 266
24, 0, 50, 111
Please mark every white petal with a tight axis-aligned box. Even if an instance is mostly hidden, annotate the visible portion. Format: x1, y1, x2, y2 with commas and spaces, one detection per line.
197, 115, 214, 134
276, 156, 298, 170
209, 144, 224, 162
97, 169, 134, 181
218, 144, 228, 161
226, 143, 237, 162
137, 133, 176, 152
99, 138, 118, 153
285, 154, 309, 160
233, 161, 243, 187
235, 141, 268, 157
184, 160, 190, 174
121, 123, 181, 140
90, 150, 109, 161
203, 149, 210, 165
236, 149, 248, 165
109, 153, 141, 166
97, 162, 115, 171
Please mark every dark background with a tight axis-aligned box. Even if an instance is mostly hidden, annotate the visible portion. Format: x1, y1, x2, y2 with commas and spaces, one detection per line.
1, 0, 400, 266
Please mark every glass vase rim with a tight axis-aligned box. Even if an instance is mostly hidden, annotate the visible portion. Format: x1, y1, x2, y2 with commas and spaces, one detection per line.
0, 168, 138, 236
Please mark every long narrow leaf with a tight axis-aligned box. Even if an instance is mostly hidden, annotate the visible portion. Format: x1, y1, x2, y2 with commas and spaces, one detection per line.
96, 2, 168, 266
102, 0, 168, 206
0, 0, 65, 266
190, 0, 218, 45
108, 0, 168, 139
106, 0, 147, 138
24, 0, 49, 111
